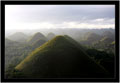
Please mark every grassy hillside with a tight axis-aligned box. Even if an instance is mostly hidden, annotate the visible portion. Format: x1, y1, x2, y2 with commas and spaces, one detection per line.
27, 32, 47, 44
5, 32, 48, 70
15, 35, 109, 78
31, 39, 46, 49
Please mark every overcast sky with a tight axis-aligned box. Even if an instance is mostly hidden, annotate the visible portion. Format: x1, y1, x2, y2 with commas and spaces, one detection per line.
5, 5, 115, 30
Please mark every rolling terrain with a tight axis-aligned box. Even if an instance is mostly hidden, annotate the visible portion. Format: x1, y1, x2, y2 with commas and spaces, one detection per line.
15, 36, 109, 78
5, 29, 115, 79
27, 32, 47, 44
7, 32, 29, 43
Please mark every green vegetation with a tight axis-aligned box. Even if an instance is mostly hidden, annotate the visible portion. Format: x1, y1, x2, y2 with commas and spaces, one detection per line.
15, 36, 109, 78
78, 31, 115, 54
5, 64, 25, 79
111, 41, 115, 45
80, 32, 101, 46
86, 48, 114, 77
5, 30, 115, 79
5, 32, 48, 77
31, 39, 46, 49
27, 32, 47, 44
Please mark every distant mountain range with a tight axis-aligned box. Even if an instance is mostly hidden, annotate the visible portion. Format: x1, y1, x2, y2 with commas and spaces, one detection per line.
46, 32, 56, 40
7, 32, 29, 43
5, 30, 115, 79
27, 32, 47, 44
77, 31, 115, 53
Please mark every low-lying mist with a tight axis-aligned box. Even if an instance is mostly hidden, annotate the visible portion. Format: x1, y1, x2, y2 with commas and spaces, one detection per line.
5, 28, 115, 38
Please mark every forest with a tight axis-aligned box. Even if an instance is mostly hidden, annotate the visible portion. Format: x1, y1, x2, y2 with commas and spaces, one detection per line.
5, 28, 115, 78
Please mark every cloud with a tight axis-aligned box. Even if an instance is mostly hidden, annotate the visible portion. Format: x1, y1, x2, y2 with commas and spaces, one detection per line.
5, 5, 115, 30
5, 18, 114, 30
94, 18, 105, 22
63, 23, 114, 29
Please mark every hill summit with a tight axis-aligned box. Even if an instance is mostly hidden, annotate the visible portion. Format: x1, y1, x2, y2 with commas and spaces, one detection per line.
28, 32, 47, 44
47, 32, 56, 40
8, 32, 28, 42
15, 35, 109, 78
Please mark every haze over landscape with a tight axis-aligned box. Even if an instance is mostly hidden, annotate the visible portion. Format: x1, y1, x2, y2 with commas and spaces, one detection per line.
5, 5, 114, 36
5, 5, 115, 78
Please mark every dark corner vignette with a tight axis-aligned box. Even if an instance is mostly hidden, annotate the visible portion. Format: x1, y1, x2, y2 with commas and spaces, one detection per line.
1, 1, 119, 82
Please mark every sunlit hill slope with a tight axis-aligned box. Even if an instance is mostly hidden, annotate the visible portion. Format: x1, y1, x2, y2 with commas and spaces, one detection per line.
15, 35, 109, 78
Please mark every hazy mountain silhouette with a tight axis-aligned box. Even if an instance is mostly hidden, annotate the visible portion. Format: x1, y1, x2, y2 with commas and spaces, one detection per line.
31, 39, 46, 49
100, 37, 114, 44
27, 32, 47, 44
102, 31, 115, 39
46, 32, 56, 40
7, 32, 28, 43
80, 32, 101, 45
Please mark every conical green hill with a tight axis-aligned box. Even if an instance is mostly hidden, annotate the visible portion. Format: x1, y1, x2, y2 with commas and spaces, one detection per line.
84, 32, 101, 41
28, 32, 47, 44
47, 32, 56, 40
15, 35, 109, 78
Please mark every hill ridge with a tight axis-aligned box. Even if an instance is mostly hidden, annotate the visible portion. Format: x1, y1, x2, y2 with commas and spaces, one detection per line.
27, 32, 47, 44
15, 35, 109, 78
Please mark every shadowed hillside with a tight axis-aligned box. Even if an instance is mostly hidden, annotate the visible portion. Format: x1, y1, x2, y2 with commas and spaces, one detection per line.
102, 31, 115, 39
5, 38, 19, 47
31, 39, 46, 49
80, 32, 102, 45
15, 35, 109, 78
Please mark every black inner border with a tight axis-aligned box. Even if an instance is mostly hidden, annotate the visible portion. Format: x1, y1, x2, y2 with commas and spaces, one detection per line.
1, 1, 119, 82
